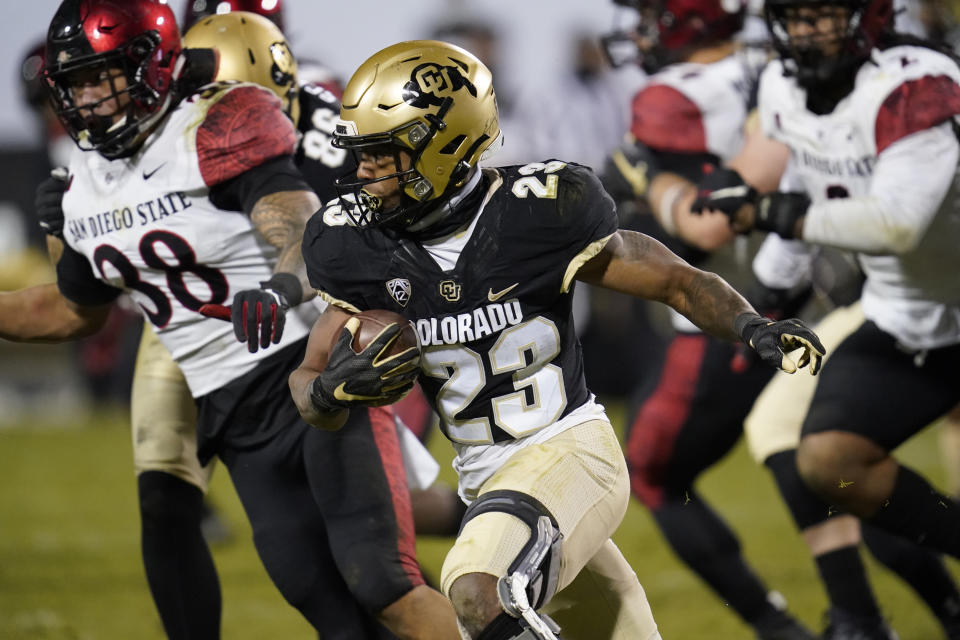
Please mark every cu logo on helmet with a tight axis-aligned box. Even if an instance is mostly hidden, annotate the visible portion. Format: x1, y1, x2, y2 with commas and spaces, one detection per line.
269, 41, 295, 85
415, 64, 457, 96
404, 63, 477, 108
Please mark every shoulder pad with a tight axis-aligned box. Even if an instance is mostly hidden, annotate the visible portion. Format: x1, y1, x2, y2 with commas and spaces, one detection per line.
630, 83, 706, 153
195, 83, 296, 187
756, 59, 794, 137
867, 47, 960, 153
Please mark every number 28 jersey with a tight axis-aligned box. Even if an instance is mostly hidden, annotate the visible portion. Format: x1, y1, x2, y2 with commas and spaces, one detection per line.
304, 162, 618, 445
57, 83, 312, 396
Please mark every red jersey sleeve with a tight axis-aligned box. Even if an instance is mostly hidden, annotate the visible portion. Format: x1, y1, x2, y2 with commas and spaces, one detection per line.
875, 75, 960, 154
629, 84, 707, 153
196, 85, 297, 187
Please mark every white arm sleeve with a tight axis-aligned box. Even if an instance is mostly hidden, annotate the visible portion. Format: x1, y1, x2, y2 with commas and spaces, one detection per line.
752, 233, 816, 289
752, 159, 816, 289
802, 122, 959, 254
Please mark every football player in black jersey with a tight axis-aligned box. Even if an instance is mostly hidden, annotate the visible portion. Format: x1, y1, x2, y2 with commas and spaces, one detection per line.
288, 40, 824, 640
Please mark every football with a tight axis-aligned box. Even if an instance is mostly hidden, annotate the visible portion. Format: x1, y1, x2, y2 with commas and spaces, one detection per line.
343, 309, 419, 356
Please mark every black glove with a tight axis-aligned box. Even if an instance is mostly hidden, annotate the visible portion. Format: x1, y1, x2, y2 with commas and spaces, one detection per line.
35, 167, 69, 238
754, 192, 810, 239
735, 312, 825, 375
230, 272, 302, 353
600, 138, 661, 203
690, 167, 756, 220
310, 317, 421, 412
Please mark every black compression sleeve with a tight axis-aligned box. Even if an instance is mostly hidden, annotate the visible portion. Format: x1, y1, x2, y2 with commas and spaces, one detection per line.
208, 155, 311, 214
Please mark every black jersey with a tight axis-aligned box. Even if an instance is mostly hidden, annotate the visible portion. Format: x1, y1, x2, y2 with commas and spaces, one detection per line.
295, 83, 354, 203
304, 161, 618, 445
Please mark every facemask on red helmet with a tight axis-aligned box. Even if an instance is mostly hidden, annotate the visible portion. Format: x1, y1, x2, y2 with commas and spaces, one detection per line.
765, 0, 893, 91
44, 0, 182, 159
602, 0, 746, 73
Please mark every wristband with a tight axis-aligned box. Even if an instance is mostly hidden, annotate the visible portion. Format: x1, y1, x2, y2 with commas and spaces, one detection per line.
261, 272, 303, 307
734, 311, 769, 345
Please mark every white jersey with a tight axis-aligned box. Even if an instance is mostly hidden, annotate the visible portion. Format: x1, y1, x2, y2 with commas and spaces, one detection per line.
631, 48, 767, 332
630, 47, 767, 162
60, 83, 311, 396
758, 46, 960, 349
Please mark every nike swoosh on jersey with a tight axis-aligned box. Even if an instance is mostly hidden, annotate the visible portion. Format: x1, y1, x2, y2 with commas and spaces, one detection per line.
488, 283, 519, 302
142, 163, 167, 180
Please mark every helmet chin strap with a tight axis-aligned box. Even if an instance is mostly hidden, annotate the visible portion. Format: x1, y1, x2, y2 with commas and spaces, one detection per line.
98, 92, 175, 158
404, 168, 484, 239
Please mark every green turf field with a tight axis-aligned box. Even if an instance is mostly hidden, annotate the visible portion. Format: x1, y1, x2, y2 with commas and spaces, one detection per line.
0, 402, 953, 639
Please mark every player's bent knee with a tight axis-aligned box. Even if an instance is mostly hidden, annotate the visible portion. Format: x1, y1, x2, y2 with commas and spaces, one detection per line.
137, 471, 204, 530
453, 490, 565, 639
449, 572, 502, 634
460, 491, 563, 610
796, 433, 843, 496
474, 610, 562, 640
251, 527, 325, 612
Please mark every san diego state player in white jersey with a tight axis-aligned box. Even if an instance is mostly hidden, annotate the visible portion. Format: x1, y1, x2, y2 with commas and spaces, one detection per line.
8, 2, 461, 639
288, 40, 824, 640
599, 1, 817, 637
689, 0, 960, 635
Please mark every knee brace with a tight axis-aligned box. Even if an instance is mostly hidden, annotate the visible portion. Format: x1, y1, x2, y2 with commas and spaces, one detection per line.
460, 490, 564, 640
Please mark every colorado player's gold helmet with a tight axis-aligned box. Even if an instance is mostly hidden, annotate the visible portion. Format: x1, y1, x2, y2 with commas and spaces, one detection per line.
182, 11, 300, 124
333, 40, 500, 230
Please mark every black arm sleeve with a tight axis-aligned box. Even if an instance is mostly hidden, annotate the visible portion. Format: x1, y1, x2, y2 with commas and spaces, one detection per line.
208, 154, 312, 214
56, 242, 122, 306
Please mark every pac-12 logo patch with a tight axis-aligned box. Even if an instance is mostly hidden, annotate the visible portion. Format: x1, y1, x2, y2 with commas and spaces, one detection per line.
386, 278, 411, 307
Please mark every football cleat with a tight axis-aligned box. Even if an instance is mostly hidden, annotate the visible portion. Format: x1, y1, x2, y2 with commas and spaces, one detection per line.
821, 608, 899, 640
752, 608, 817, 640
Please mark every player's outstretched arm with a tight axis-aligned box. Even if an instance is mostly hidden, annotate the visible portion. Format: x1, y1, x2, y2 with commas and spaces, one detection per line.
0, 283, 110, 343
576, 230, 824, 373
577, 230, 750, 341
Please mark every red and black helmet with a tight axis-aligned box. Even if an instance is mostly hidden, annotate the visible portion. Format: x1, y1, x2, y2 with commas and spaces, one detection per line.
764, 0, 894, 89
604, 0, 746, 72
181, 0, 284, 32
44, 0, 182, 158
